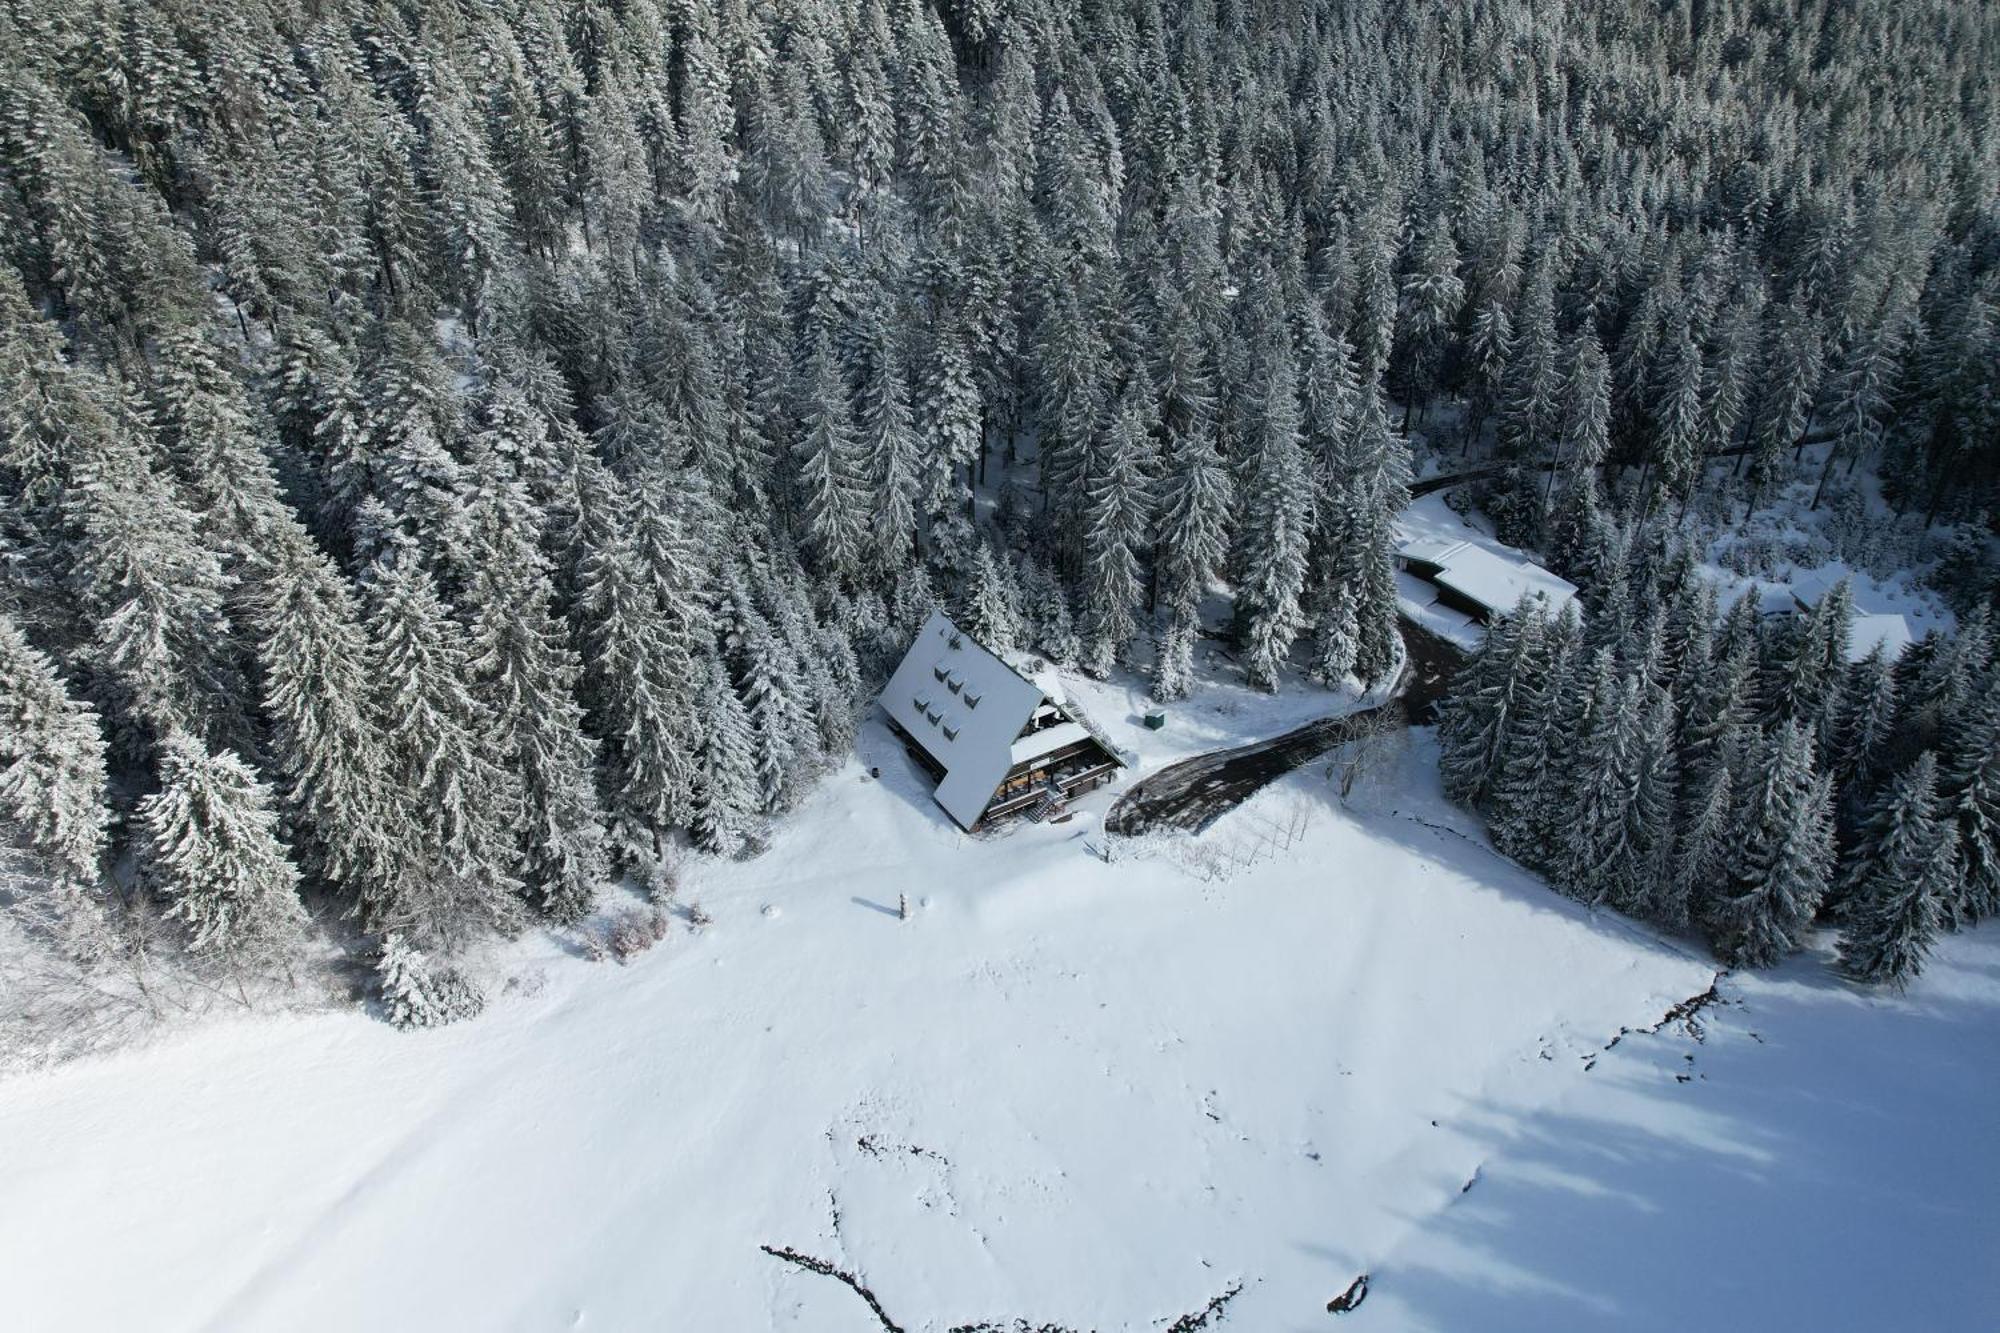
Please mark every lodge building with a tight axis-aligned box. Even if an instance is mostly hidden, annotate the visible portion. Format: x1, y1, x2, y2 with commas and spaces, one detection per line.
880, 611, 1123, 831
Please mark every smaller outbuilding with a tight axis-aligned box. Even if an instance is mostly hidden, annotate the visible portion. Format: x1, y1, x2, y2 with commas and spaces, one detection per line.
879, 612, 1124, 831
1394, 533, 1580, 625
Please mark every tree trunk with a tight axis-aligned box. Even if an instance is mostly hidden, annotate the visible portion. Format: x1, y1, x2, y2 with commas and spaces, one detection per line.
1809, 443, 1840, 511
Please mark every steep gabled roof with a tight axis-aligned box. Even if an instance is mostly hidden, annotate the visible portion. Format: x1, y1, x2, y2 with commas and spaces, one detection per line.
879, 611, 1047, 829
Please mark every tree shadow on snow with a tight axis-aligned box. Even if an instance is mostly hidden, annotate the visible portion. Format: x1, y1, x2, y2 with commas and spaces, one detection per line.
1351, 925, 2000, 1332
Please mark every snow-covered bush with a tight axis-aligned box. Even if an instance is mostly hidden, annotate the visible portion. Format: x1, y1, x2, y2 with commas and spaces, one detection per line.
376, 935, 485, 1030
607, 907, 670, 964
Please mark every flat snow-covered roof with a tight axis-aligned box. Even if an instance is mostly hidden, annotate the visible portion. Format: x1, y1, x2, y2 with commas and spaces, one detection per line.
1010, 721, 1091, 766
1396, 535, 1469, 567
1427, 543, 1579, 617
1847, 613, 1917, 664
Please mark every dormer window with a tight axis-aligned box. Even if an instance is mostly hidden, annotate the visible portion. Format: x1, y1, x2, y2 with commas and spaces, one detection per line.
941, 719, 960, 740
913, 693, 929, 712
926, 706, 942, 724
933, 663, 949, 681
947, 673, 963, 693
964, 691, 981, 709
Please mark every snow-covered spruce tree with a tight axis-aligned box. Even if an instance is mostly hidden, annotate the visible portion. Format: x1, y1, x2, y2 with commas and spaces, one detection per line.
59, 391, 248, 755
1649, 321, 1707, 509
796, 326, 868, 584
1395, 213, 1464, 414
1830, 642, 1901, 783
960, 540, 1023, 653
575, 520, 699, 869
1079, 388, 1152, 677
1618, 683, 1681, 921
734, 610, 816, 815
364, 561, 526, 950
1346, 375, 1411, 686
1018, 554, 1082, 669
149, 326, 297, 570
1235, 348, 1312, 691
1935, 697, 2000, 926
136, 732, 307, 980
0, 612, 112, 954
1547, 330, 1610, 533
375, 933, 484, 1031
1836, 752, 1957, 989
853, 307, 921, 577
1669, 762, 1735, 931
1677, 614, 1760, 792
1151, 404, 1231, 699
1707, 722, 1836, 969
1765, 579, 1853, 745
253, 541, 389, 905
1550, 662, 1643, 905
690, 650, 760, 858
1497, 256, 1560, 465
1746, 299, 1823, 503
461, 442, 608, 926
1899, 607, 1992, 750
1435, 602, 1550, 807
1487, 602, 1584, 864
920, 312, 983, 509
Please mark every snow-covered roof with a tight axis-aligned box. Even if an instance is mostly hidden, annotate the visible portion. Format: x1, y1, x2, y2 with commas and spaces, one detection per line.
1395, 535, 1469, 568
879, 611, 1048, 829
1393, 520, 1579, 620
1430, 543, 1578, 616
1010, 721, 1090, 766
1847, 613, 1917, 664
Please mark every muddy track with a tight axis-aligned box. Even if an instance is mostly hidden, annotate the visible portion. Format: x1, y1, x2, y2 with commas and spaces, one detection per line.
1105, 621, 1463, 838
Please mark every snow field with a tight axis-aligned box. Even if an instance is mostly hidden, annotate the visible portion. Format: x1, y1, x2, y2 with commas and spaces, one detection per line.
0, 719, 1711, 1331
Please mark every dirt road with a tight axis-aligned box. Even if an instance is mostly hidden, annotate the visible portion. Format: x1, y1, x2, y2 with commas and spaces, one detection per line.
1104, 621, 1464, 838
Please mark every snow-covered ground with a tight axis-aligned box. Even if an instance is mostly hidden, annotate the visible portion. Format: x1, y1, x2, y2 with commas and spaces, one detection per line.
0, 712, 1711, 1331
1366, 926, 2000, 1331
1, 703, 1991, 1329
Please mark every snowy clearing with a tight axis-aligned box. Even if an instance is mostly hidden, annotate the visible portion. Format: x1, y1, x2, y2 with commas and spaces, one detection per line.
2, 720, 1718, 1331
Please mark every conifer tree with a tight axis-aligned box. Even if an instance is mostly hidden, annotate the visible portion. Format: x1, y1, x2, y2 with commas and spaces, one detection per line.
1936, 697, 2000, 924
1080, 390, 1152, 676
0, 613, 112, 955
137, 732, 308, 977
376, 933, 484, 1030
461, 444, 608, 926
1236, 349, 1312, 690
1551, 664, 1643, 905
1836, 752, 1956, 988
690, 651, 760, 858
1709, 723, 1835, 968
254, 544, 387, 905
798, 328, 867, 583
854, 311, 921, 575
364, 562, 526, 948
737, 611, 815, 815
577, 523, 700, 865
1670, 763, 1735, 931
960, 541, 1023, 653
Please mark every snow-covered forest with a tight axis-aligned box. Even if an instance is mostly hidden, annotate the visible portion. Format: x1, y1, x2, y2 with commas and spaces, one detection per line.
2, 0, 1998, 1044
